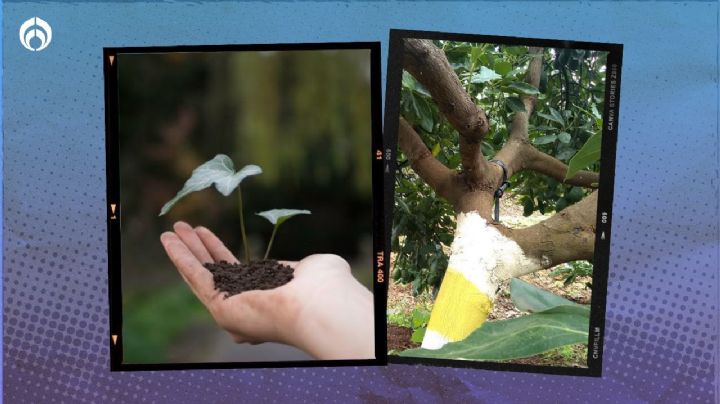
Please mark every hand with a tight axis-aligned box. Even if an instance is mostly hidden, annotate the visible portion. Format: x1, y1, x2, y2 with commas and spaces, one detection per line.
160, 222, 375, 360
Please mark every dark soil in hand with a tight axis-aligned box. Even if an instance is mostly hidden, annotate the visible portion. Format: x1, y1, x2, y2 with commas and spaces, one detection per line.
203, 259, 294, 298
387, 325, 420, 352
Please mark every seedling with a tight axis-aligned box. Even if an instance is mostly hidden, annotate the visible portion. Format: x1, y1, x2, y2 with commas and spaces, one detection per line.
159, 154, 310, 263
256, 209, 311, 259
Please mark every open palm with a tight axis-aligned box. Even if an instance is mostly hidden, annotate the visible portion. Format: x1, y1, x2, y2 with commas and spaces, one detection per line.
160, 221, 374, 360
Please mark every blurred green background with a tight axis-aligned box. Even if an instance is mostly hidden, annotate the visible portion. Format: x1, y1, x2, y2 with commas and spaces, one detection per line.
117, 48, 374, 363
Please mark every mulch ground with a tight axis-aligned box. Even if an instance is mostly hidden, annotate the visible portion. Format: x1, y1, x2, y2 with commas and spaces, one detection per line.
387, 325, 420, 351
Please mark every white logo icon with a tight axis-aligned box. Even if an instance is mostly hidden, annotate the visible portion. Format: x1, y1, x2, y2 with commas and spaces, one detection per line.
19, 17, 52, 52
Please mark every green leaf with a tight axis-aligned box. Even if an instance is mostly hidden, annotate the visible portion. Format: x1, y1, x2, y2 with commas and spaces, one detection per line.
470, 47, 483, 66
399, 305, 589, 361
557, 131, 572, 144
505, 46, 527, 56
494, 60, 513, 76
566, 132, 601, 180
431, 143, 441, 157
256, 209, 311, 225
549, 107, 565, 126
470, 66, 502, 83
510, 278, 586, 313
401, 71, 416, 90
522, 198, 534, 216
537, 112, 564, 126
411, 327, 426, 343
412, 308, 430, 328
506, 97, 526, 113
506, 82, 540, 95
159, 155, 262, 216
532, 134, 557, 145
565, 186, 585, 203
555, 198, 568, 212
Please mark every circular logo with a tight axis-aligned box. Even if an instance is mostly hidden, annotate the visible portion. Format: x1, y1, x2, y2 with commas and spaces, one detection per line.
19, 17, 52, 52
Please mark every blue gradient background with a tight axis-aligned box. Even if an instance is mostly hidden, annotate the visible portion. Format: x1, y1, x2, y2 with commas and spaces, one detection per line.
3, 1, 718, 403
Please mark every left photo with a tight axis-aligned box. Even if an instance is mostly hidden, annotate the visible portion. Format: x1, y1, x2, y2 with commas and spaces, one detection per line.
104, 43, 383, 369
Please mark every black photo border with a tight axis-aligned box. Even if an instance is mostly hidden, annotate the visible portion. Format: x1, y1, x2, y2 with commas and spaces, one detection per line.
383, 29, 623, 377
103, 41, 387, 371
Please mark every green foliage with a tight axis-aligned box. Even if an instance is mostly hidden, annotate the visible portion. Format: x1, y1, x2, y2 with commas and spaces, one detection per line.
387, 309, 412, 328
566, 132, 602, 180
410, 308, 431, 343
551, 260, 594, 287
123, 284, 210, 363
394, 42, 607, 294
399, 279, 589, 360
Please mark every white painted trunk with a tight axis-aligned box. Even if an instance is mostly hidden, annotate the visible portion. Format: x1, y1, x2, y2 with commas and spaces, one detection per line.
421, 211, 542, 350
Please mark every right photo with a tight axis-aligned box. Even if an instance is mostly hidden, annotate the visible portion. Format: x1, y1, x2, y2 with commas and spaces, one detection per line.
385, 30, 622, 374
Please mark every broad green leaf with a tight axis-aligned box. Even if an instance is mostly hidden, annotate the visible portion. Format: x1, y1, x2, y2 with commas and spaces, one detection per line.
532, 125, 557, 132
402, 71, 416, 90
470, 66, 502, 83
510, 278, 586, 313
494, 60, 513, 76
505, 46, 527, 56
399, 305, 589, 361
549, 107, 565, 126
566, 132, 601, 180
532, 134, 557, 145
412, 308, 430, 328
506, 97, 526, 113
558, 131, 572, 144
507, 82, 540, 96
256, 209, 311, 226
159, 155, 261, 216
537, 112, 564, 125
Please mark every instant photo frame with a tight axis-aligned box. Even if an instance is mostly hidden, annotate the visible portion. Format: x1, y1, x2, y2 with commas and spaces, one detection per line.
383, 29, 622, 377
104, 42, 386, 371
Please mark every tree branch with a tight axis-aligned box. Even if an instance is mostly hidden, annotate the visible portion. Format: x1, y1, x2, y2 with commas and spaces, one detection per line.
493, 47, 545, 179
398, 117, 461, 203
524, 147, 600, 188
508, 47, 544, 141
403, 39, 490, 185
498, 191, 598, 271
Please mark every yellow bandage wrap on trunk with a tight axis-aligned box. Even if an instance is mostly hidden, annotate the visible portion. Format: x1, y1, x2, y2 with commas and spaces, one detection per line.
425, 269, 493, 343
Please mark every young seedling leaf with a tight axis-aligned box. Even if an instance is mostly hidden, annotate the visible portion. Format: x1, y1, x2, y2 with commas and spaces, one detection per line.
258, 209, 311, 259
159, 154, 261, 216
256, 209, 312, 226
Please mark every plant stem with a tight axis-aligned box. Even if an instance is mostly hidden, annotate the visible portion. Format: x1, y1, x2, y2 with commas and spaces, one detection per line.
264, 224, 279, 260
238, 189, 250, 263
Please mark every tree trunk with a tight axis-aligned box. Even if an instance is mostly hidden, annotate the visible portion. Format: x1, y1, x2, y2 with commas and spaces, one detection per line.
422, 211, 541, 349
395, 39, 599, 350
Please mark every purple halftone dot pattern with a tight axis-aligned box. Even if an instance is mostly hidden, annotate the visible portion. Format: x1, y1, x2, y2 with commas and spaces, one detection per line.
2, 1, 717, 403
